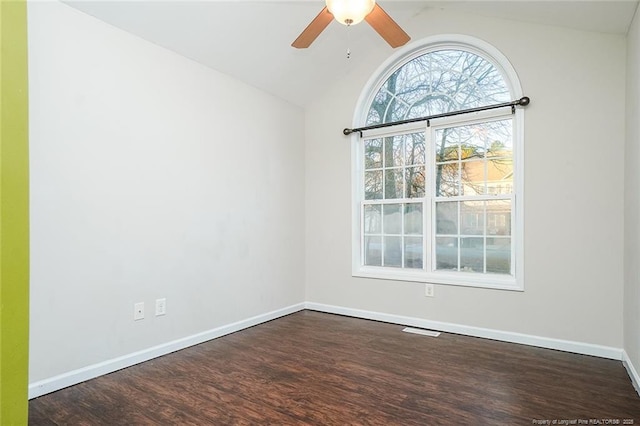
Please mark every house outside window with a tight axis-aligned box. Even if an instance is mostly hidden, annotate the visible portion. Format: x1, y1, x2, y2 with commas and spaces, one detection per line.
351, 35, 525, 290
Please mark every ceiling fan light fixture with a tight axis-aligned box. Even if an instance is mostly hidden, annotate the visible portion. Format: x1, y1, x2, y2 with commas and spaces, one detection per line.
326, 0, 376, 26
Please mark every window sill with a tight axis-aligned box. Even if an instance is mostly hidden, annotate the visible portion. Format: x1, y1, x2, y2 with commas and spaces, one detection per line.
353, 266, 523, 291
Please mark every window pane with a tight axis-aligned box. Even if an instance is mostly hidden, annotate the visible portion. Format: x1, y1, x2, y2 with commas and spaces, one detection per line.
486, 120, 513, 158
383, 204, 402, 234
405, 133, 425, 165
460, 237, 484, 272
366, 106, 381, 128
461, 201, 484, 235
486, 238, 511, 274
364, 170, 383, 200
364, 236, 382, 266
363, 204, 382, 234
383, 236, 402, 267
364, 139, 383, 169
461, 160, 486, 196
440, 121, 510, 160
435, 128, 459, 162
487, 158, 513, 194
404, 203, 423, 235
404, 236, 423, 269
436, 237, 458, 271
436, 163, 459, 197
436, 201, 458, 234
487, 199, 511, 236
406, 166, 425, 198
384, 169, 403, 199
461, 125, 486, 160
384, 136, 404, 168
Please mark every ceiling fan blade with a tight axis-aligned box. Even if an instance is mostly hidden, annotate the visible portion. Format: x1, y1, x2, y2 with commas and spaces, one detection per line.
365, 4, 410, 48
292, 7, 334, 49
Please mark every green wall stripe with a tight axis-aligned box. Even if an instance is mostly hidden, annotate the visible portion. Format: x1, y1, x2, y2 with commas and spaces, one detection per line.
0, 0, 30, 423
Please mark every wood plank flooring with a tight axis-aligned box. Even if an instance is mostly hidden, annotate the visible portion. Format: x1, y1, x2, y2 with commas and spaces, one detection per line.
29, 310, 640, 425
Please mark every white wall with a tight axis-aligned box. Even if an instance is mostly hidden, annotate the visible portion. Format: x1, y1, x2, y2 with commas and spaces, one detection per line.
624, 6, 640, 376
305, 10, 627, 348
28, 2, 304, 382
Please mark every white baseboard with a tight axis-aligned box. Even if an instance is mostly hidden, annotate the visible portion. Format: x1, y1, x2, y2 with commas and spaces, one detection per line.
304, 302, 624, 361
30, 301, 630, 400
623, 350, 640, 396
28, 302, 306, 399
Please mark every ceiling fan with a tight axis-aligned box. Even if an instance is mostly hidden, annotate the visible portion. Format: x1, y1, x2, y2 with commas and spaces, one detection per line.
292, 0, 410, 49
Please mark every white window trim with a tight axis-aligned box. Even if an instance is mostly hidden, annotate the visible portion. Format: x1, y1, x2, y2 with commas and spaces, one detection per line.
351, 35, 525, 291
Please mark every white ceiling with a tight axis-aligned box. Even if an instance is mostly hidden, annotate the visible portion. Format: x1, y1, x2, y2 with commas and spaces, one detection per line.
65, 0, 639, 107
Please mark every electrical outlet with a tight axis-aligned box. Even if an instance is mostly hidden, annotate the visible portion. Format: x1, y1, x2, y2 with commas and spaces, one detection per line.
134, 302, 144, 320
155, 298, 166, 316
425, 284, 435, 298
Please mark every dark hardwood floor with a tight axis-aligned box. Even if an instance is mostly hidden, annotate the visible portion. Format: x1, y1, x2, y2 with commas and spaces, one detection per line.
29, 310, 640, 425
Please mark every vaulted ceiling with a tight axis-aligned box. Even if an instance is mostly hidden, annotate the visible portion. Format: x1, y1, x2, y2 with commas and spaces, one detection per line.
65, 0, 639, 107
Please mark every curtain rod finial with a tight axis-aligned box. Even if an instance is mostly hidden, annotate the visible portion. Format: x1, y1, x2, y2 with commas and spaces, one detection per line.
343, 128, 354, 135
519, 96, 530, 106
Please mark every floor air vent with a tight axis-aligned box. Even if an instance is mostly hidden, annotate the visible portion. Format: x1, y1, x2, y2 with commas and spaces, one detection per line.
402, 327, 441, 337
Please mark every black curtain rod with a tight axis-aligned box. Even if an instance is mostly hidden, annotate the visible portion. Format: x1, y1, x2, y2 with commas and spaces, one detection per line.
343, 96, 530, 136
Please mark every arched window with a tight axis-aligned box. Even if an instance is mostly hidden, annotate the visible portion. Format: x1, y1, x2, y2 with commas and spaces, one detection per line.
352, 35, 524, 290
